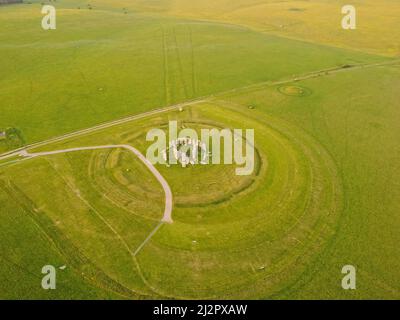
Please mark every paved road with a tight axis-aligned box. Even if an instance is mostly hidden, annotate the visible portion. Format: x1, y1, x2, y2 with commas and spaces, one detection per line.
0, 100, 205, 161
2, 58, 399, 162
20, 145, 173, 224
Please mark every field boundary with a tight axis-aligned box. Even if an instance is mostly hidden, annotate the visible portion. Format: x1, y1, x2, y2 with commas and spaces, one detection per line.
1, 58, 399, 163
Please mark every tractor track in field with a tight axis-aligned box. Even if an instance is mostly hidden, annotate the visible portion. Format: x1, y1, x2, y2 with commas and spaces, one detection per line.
0, 57, 396, 297
0, 58, 398, 164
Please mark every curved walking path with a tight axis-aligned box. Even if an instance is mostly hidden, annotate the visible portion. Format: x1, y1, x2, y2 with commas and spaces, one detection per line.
19, 145, 173, 224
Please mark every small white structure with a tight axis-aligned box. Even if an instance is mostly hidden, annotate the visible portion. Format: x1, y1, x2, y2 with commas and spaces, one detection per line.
162, 137, 208, 167
0, 131, 6, 140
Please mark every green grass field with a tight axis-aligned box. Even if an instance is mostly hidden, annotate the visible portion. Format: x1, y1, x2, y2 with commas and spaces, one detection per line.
0, 0, 399, 299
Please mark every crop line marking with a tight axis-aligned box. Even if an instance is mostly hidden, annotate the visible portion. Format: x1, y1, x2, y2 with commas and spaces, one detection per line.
0, 159, 24, 168
173, 27, 189, 99
189, 26, 196, 97
133, 221, 164, 257
162, 27, 171, 105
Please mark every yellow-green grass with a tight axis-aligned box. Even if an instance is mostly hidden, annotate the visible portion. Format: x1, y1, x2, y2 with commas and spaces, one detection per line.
0, 0, 399, 300
0, 0, 387, 149
0, 101, 343, 298
219, 63, 400, 298
2, 60, 400, 298
0, 148, 164, 299
125, 0, 400, 57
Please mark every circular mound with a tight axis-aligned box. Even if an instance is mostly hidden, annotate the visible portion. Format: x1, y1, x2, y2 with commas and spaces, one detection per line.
278, 85, 312, 97
68, 103, 342, 300
163, 121, 261, 208
148, 121, 262, 207
87, 148, 165, 221
86, 120, 261, 209
130, 104, 343, 299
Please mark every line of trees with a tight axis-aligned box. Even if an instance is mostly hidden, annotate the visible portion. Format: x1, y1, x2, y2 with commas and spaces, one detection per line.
0, 0, 23, 5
